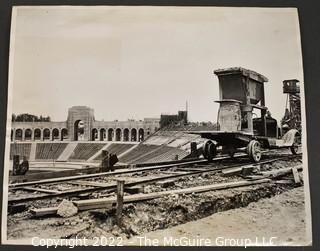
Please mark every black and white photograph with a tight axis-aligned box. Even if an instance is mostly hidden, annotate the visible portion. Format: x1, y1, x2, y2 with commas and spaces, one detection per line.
2, 6, 312, 246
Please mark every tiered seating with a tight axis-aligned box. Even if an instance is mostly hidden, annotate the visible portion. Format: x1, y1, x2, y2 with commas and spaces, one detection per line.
144, 130, 201, 149
161, 123, 218, 131
35, 143, 68, 160
167, 138, 190, 148
10, 143, 31, 160
145, 147, 189, 163
143, 136, 172, 145
94, 143, 135, 160
119, 144, 159, 163
69, 143, 106, 161
130, 145, 173, 164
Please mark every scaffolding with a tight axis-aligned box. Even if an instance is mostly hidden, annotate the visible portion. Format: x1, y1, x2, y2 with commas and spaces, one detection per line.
281, 79, 301, 134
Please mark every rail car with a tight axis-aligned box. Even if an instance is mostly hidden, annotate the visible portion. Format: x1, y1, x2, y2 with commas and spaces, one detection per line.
190, 67, 300, 162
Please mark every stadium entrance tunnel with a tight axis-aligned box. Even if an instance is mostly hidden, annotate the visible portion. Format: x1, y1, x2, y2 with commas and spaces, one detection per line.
74, 120, 85, 141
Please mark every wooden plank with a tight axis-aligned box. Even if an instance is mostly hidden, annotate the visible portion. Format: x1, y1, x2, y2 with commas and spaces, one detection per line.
31, 178, 271, 216
262, 165, 302, 178
274, 180, 295, 185
10, 158, 289, 204
176, 168, 208, 172
222, 166, 255, 176
21, 187, 61, 194
116, 180, 125, 226
67, 181, 111, 188
156, 179, 175, 188
222, 167, 243, 176
9, 166, 215, 204
8, 204, 27, 214
244, 175, 264, 180
8, 161, 267, 204
74, 178, 271, 211
30, 207, 59, 217
292, 167, 301, 184
124, 186, 144, 194
162, 171, 189, 175
241, 166, 254, 176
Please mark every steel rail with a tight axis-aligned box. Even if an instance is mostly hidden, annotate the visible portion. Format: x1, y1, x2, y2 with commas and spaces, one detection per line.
9, 159, 208, 188
8, 154, 301, 205
11, 153, 251, 189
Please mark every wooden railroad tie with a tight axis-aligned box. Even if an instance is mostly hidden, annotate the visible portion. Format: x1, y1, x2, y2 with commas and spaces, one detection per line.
30, 178, 271, 217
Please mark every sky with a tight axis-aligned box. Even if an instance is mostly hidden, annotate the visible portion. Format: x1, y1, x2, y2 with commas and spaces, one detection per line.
9, 6, 304, 123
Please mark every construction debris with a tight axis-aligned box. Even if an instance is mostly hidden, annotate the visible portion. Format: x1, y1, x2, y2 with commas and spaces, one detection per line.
241, 166, 254, 176
7, 152, 304, 242
30, 207, 58, 217
222, 165, 254, 176
291, 167, 301, 184
8, 203, 27, 214
262, 165, 302, 179
124, 186, 144, 194
74, 178, 271, 211
30, 179, 272, 217
156, 179, 175, 188
57, 199, 78, 218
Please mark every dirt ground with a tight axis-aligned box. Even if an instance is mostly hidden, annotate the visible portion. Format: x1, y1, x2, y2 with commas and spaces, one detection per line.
6, 184, 283, 239
125, 187, 310, 246
6, 155, 308, 246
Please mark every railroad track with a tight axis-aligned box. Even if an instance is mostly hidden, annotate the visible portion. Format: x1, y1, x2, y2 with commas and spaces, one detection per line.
8, 153, 302, 205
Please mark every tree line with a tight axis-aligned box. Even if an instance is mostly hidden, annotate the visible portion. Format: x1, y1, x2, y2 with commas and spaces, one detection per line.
12, 113, 51, 122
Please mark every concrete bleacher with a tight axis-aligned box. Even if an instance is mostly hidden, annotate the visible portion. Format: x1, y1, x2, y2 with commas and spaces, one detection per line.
69, 143, 106, 161
167, 138, 190, 148
119, 144, 160, 163
145, 147, 189, 163
94, 143, 135, 160
10, 143, 32, 160
144, 130, 202, 149
130, 145, 184, 164
35, 143, 68, 160
143, 136, 172, 145
9, 129, 201, 165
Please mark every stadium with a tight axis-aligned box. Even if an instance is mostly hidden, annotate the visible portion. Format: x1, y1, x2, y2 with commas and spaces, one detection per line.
3, 6, 310, 247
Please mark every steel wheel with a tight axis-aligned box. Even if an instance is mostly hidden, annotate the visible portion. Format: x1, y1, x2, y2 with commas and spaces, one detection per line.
202, 141, 210, 159
207, 142, 217, 161
248, 140, 262, 163
203, 141, 216, 161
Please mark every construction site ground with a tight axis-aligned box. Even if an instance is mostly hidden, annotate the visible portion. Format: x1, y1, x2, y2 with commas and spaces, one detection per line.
125, 186, 309, 246
6, 153, 309, 246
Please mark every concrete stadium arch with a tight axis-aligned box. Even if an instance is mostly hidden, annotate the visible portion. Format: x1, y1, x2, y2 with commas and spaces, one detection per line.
43, 128, 51, 141
15, 129, 23, 141
91, 128, 98, 141
74, 120, 85, 141
131, 128, 137, 141
108, 128, 114, 141
61, 128, 68, 141
34, 128, 41, 140
116, 128, 122, 141
123, 128, 129, 141
52, 128, 59, 141
24, 129, 32, 141
138, 128, 144, 142
100, 128, 106, 141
